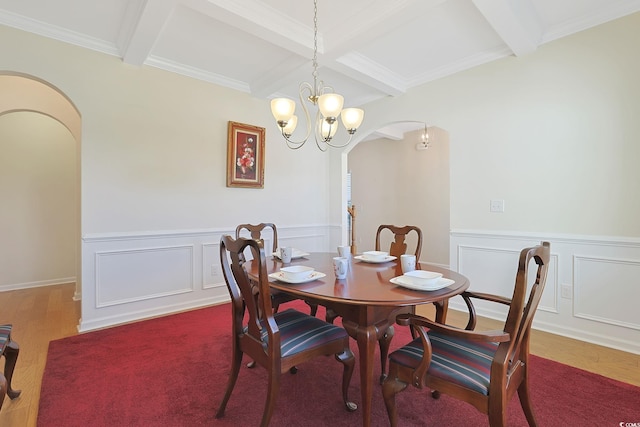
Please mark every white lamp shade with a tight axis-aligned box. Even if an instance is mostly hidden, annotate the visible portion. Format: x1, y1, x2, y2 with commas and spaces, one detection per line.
320, 118, 338, 139
271, 98, 295, 122
341, 108, 364, 131
317, 93, 344, 119
282, 115, 297, 135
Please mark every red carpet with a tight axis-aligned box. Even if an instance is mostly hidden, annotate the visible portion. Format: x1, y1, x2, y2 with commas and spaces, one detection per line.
38, 302, 640, 426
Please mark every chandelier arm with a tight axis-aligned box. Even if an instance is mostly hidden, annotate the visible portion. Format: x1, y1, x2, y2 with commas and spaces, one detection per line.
313, 109, 333, 147
323, 132, 355, 148
279, 83, 315, 148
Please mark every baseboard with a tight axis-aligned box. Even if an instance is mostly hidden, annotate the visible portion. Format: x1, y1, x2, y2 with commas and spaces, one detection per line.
77, 294, 231, 333
0, 277, 76, 292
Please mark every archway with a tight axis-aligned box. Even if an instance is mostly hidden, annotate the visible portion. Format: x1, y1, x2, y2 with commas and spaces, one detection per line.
341, 121, 450, 266
0, 72, 82, 301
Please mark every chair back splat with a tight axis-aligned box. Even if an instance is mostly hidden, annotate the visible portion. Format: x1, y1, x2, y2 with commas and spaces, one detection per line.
375, 224, 423, 260
216, 235, 357, 426
383, 241, 551, 427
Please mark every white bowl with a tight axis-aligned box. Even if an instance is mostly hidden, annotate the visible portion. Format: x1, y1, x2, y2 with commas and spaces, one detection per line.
402, 270, 443, 286
280, 265, 315, 281
362, 251, 389, 261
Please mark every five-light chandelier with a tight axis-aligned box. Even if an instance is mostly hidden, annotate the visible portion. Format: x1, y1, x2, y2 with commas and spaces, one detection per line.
270, 0, 364, 151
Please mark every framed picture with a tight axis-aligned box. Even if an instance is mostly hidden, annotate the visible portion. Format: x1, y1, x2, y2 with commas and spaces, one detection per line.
226, 121, 265, 188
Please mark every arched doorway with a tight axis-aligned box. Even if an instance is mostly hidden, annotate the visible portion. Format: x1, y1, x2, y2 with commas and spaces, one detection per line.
0, 72, 82, 302
342, 122, 450, 267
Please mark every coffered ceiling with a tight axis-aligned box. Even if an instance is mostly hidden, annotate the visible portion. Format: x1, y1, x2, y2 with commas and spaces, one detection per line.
1, 0, 639, 108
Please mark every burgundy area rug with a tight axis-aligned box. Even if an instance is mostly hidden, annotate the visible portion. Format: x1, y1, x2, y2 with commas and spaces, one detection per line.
38, 301, 640, 426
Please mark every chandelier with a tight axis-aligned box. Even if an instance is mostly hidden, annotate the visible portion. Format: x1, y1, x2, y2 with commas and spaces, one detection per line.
415, 123, 431, 151
270, 0, 364, 151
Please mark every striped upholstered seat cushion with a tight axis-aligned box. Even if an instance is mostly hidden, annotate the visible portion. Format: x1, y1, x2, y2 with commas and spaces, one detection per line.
258, 309, 348, 358
0, 324, 12, 352
389, 330, 499, 395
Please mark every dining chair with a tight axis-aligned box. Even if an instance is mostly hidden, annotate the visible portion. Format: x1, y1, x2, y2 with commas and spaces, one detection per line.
376, 224, 425, 371
235, 223, 318, 316
375, 224, 423, 259
382, 241, 551, 427
0, 324, 21, 411
216, 235, 357, 426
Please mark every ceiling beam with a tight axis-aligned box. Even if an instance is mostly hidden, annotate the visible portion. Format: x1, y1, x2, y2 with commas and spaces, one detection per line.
120, 0, 179, 66
472, 0, 543, 56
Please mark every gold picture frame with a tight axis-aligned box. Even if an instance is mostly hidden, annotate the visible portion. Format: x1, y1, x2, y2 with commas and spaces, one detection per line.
226, 121, 265, 188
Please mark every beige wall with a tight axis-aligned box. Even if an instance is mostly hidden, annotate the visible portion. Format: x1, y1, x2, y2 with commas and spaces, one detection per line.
0, 24, 333, 238
348, 127, 450, 265
0, 112, 76, 287
343, 12, 640, 239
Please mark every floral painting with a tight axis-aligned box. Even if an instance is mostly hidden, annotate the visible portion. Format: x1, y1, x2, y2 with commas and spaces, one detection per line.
226, 121, 265, 188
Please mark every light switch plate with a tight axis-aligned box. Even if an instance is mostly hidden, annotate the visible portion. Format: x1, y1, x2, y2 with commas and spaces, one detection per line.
490, 199, 505, 212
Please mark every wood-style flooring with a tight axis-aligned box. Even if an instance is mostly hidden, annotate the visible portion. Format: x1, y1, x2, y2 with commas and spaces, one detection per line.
0, 283, 638, 426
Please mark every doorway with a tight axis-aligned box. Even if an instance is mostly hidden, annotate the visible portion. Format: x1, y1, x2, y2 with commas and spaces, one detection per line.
0, 73, 82, 303
344, 124, 450, 266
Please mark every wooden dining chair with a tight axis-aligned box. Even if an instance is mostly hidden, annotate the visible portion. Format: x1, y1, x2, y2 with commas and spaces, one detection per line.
0, 324, 21, 411
216, 235, 357, 426
235, 223, 318, 316
375, 224, 425, 376
382, 241, 551, 427
375, 224, 423, 259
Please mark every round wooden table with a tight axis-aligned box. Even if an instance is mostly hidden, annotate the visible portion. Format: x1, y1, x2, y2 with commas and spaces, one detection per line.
260, 252, 470, 427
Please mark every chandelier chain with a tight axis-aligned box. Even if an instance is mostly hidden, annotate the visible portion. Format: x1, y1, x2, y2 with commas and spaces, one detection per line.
311, 0, 319, 98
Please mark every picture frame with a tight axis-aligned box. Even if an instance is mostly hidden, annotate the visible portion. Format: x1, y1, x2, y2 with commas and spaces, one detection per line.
226, 121, 265, 188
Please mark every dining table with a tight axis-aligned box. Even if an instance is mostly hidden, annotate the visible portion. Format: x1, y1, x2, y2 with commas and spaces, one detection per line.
252, 251, 470, 427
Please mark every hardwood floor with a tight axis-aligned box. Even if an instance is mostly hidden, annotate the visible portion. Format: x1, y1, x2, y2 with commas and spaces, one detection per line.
0, 284, 638, 426
0, 284, 80, 427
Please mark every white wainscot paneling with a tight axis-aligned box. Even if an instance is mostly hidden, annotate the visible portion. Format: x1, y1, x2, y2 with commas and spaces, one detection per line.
95, 245, 194, 307
450, 230, 640, 355
277, 230, 328, 253
574, 255, 640, 331
202, 242, 226, 290
80, 224, 334, 332
456, 245, 558, 317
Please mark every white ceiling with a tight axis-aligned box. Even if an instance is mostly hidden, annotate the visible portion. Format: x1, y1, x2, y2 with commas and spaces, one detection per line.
1, 0, 639, 117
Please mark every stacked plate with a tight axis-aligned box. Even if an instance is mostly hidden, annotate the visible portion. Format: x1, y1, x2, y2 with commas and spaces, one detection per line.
269, 265, 326, 284
354, 251, 397, 264
390, 270, 454, 291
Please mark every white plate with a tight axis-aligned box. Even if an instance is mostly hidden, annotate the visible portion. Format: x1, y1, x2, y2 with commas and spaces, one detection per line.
269, 271, 326, 284
390, 276, 455, 291
272, 249, 310, 260
354, 255, 397, 264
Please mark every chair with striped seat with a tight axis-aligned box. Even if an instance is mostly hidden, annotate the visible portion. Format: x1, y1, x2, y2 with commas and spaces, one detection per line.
235, 223, 318, 316
382, 241, 550, 427
216, 235, 357, 426
0, 324, 21, 411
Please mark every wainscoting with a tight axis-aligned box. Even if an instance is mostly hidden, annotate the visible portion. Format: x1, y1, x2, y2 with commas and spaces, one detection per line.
79, 225, 336, 332
80, 226, 639, 355
449, 230, 640, 355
